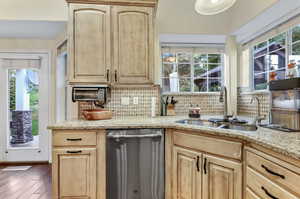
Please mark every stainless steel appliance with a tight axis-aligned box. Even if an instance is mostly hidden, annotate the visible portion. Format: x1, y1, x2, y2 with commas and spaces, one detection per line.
106, 129, 164, 199
72, 85, 110, 107
269, 78, 300, 131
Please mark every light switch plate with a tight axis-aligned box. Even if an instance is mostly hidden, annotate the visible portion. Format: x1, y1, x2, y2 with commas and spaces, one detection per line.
121, 97, 130, 105
133, 97, 139, 105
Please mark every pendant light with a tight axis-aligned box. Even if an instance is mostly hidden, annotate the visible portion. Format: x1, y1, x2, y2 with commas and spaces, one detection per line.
195, 0, 237, 15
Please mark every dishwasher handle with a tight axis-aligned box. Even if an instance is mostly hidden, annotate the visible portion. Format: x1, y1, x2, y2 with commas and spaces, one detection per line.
107, 131, 163, 139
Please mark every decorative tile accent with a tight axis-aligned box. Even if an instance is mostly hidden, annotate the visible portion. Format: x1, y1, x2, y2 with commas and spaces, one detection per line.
162, 93, 224, 116
78, 86, 161, 119
237, 91, 270, 118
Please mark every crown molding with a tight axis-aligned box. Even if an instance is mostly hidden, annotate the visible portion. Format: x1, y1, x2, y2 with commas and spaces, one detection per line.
66, 0, 157, 7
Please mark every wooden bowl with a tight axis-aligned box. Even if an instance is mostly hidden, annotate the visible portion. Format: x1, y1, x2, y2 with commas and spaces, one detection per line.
82, 109, 112, 120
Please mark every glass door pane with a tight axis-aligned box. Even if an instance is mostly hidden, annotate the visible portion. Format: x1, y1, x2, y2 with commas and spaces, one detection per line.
8, 68, 39, 148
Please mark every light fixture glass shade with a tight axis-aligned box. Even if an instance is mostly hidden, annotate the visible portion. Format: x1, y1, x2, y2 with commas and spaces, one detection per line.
195, 0, 237, 15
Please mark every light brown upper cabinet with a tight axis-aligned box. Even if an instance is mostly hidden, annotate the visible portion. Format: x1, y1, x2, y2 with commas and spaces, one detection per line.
68, 4, 111, 84
167, 130, 243, 199
112, 6, 154, 84
67, 2, 155, 85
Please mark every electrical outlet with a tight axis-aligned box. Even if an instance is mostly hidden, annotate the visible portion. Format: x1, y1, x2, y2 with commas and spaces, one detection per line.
133, 97, 139, 105
121, 97, 130, 105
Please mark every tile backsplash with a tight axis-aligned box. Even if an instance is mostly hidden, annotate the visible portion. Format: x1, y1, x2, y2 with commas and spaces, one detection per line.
237, 90, 270, 118
78, 86, 271, 119
162, 93, 224, 116
78, 86, 161, 119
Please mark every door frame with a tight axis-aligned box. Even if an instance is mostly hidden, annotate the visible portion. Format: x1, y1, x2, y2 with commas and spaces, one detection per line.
0, 50, 51, 163
56, 51, 67, 122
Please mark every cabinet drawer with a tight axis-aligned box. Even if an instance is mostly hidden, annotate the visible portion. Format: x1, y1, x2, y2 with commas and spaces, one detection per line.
173, 131, 242, 160
246, 167, 298, 199
245, 188, 261, 199
247, 151, 300, 195
53, 131, 97, 146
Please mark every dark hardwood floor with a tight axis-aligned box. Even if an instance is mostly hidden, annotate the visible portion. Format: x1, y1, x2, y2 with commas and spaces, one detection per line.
0, 164, 51, 199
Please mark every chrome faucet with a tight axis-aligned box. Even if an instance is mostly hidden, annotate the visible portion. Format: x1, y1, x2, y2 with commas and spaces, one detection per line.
219, 86, 231, 121
251, 96, 265, 125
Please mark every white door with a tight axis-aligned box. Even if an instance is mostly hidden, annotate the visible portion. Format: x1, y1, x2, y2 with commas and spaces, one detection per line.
0, 52, 50, 162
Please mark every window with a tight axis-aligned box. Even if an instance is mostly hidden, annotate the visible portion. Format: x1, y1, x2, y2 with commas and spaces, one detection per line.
290, 25, 300, 73
252, 24, 300, 90
161, 47, 224, 93
253, 33, 287, 90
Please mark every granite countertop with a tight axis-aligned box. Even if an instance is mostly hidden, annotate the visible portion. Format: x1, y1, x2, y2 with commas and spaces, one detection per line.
48, 115, 300, 160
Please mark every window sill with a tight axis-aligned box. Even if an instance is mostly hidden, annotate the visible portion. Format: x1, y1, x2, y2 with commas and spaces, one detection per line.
240, 90, 270, 95
162, 92, 220, 96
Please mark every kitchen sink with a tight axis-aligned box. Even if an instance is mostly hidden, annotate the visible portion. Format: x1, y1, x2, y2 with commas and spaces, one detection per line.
219, 123, 257, 131
175, 119, 257, 132
175, 119, 222, 128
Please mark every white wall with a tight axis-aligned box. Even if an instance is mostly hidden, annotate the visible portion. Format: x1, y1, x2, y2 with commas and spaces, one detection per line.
238, 47, 251, 88
0, 38, 55, 49
0, 0, 68, 21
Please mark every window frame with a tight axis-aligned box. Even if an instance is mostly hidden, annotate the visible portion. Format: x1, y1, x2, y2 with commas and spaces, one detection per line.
251, 24, 300, 91
252, 32, 288, 91
161, 46, 225, 94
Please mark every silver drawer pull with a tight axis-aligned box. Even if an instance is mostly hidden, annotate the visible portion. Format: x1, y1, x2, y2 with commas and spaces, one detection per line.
107, 133, 162, 139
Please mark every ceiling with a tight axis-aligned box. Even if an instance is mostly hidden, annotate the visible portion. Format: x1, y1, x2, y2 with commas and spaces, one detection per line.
157, 0, 278, 35
0, 0, 283, 39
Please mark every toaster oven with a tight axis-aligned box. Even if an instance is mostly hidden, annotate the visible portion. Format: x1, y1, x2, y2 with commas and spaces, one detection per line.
72, 85, 110, 106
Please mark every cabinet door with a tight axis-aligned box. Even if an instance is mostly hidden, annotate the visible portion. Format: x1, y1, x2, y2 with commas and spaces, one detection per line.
172, 146, 202, 199
52, 148, 97, 199
112, 6, 154, 84
68, 4, 111, 84
203, 155, 242, 199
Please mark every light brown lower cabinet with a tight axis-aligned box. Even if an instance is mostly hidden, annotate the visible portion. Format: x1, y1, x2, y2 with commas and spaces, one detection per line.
50, 129, 300, 199
52, 148, 97, 199
245, 146, 300, 199
246, 167, 298, 199
172, 146, 203, 199
245, 188, 261, 199
171, 146, 242, 199
202, 154, 242, 199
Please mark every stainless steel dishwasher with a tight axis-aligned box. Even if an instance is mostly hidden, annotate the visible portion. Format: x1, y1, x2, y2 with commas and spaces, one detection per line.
106, 129, 164, 199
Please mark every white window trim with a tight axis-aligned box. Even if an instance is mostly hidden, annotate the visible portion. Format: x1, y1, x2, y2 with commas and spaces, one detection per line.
160, 45, 225, 94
